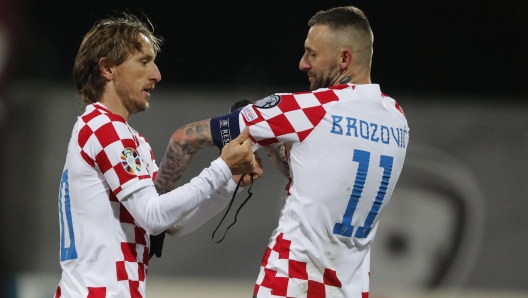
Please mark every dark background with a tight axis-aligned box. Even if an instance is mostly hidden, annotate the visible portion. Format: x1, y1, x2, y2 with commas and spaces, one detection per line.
7, 0, 528, 98
2, 1, 528, 296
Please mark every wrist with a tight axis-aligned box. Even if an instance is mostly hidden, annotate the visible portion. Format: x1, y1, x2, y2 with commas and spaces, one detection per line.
213, 157, 232, 181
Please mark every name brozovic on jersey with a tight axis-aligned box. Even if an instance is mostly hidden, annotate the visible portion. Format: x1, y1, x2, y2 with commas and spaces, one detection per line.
211, 83, 409, 298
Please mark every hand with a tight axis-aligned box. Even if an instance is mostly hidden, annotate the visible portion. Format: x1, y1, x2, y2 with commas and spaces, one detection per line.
220, 127, 254, 175
233, 151, 263, 187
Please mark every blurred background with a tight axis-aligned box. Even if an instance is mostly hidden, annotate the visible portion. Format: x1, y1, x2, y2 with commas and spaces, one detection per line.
1, 0, 527, 297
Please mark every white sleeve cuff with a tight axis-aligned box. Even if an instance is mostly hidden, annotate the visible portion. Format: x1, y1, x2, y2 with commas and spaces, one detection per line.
211, 157, 232, 181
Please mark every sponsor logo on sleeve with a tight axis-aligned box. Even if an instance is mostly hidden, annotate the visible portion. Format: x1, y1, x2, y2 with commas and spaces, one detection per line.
121, 148, 141, 174
241, 106, 258, 122
253, 94, 281, 109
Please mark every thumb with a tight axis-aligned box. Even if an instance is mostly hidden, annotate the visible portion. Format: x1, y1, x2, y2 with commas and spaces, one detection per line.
234, 127, 250, 143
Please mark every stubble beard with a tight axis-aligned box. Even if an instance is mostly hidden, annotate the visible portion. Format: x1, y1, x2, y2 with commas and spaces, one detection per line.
127, 98, 149, 114
117, 86, 149, 115
309, 62, 340, 90
310, 76, 334, 91
116, 84, 149, 115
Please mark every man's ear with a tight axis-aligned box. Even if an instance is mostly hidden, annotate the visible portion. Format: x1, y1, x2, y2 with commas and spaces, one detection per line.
339, 49, 353, 70
98, 57, 113, 80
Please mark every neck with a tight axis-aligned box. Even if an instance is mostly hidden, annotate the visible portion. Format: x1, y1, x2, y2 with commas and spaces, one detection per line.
350, 74, 371, 84
99, 91, 130, 121
335, 67, 371, 86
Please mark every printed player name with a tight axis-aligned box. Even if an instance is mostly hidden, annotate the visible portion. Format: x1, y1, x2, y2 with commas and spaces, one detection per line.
330, 115, 408, 148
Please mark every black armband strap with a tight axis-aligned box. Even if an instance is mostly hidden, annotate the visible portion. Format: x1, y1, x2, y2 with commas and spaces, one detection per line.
210, 111, 242, 150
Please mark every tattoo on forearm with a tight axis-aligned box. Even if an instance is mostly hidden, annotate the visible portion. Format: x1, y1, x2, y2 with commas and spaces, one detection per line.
154, 119, 214, 194
154, 141, 195, 195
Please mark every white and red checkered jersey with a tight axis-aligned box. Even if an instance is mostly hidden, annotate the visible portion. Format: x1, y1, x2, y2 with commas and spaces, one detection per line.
211, 83, 409, 298
55, 102, 159, 297
57, 101, 237, 298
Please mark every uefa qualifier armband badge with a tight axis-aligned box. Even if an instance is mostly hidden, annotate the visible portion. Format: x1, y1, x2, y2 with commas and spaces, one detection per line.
121, 148, 141, 174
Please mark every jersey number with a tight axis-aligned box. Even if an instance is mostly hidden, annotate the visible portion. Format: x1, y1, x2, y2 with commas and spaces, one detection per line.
333, 150, 394, 238
58, 169, 78, 261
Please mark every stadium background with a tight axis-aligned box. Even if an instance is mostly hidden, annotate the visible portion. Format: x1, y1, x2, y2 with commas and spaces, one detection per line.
1, 0, 527, 297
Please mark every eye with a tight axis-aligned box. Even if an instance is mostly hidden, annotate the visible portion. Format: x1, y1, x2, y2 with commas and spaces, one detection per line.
141, 60, 148, 65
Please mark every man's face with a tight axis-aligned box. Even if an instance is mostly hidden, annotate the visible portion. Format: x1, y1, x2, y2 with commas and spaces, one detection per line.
299, 25, 341, 90
113, 34, 161, 114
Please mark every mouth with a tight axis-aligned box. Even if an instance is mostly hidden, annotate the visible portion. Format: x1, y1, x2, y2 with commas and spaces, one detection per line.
143, 86, 154, 96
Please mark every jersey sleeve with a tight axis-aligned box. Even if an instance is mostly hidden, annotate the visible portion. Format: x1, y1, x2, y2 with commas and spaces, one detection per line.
211, 89, 340, 150
165, 178, 238, 237
77, 112, 154, 200
138, 133, 159, 181
120, 157, 232, 236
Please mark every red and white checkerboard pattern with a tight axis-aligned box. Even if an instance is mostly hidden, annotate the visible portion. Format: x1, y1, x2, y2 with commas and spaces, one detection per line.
78, 103, 152, 197
55, 194, 149, 297
242, 84, 405, 148
56, 103, 156, 297
247, 83, 406, 298
111, 191, 150, 296
253, 233, 367, 298
242, 86, 347, 147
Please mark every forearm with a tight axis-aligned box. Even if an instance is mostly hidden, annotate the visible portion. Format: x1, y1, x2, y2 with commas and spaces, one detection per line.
155, 119, 214, 194
263, 142, 290, 178
167, 179, 238, 236
123, 158, 231, 235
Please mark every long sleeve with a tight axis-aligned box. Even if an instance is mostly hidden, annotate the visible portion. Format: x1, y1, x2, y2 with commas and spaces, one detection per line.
165, 178, 238, 236
120, 157, 232, 235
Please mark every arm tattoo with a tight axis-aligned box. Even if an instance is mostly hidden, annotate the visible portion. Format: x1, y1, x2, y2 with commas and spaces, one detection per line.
263, 142, 290, 178
154, 119, 214, 194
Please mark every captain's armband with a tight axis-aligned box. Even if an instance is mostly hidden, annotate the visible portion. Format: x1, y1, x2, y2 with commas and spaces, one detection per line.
210, 111, 241, 150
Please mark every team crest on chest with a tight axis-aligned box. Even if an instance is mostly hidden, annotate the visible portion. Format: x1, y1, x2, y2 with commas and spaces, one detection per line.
121, 148, 141, 174
253, 94, 281, 109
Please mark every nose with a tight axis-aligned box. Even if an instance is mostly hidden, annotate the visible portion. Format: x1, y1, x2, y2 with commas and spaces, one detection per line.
151, 63, 161, 82
299, 52, 310, 71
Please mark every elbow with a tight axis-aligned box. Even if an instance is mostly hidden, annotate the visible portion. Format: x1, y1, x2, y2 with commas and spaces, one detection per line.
169, 125, 200, 151
140, 207, 193, 236
136, 204, 175, 236
170, 127, 188, 145
149, 227, 167, 236
142, 222, 167, 236
171, 120, 213, 149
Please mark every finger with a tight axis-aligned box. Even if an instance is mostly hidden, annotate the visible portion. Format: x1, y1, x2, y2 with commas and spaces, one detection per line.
242, 175, 252, 186
240, 134, 254, 150
232, 174, 241, 183
254, 151, 263, 167
234, 127, 250, 143
252, 166, 263, 180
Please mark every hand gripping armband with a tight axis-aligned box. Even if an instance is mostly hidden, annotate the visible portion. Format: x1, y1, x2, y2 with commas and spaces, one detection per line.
210, 103, 247, 150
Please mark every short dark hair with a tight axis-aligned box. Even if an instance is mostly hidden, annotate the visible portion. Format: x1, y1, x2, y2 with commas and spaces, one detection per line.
308, 6, 372, 35
73, 13, 163, 107
308, 6, 373, 66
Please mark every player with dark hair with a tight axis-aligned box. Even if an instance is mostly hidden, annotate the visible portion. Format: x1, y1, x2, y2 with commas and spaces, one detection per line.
55, 14, 260, 297
155, 6, 408, 297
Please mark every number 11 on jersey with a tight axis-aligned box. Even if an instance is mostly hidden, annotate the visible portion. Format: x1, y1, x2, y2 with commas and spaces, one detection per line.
333, 149, 394, 238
